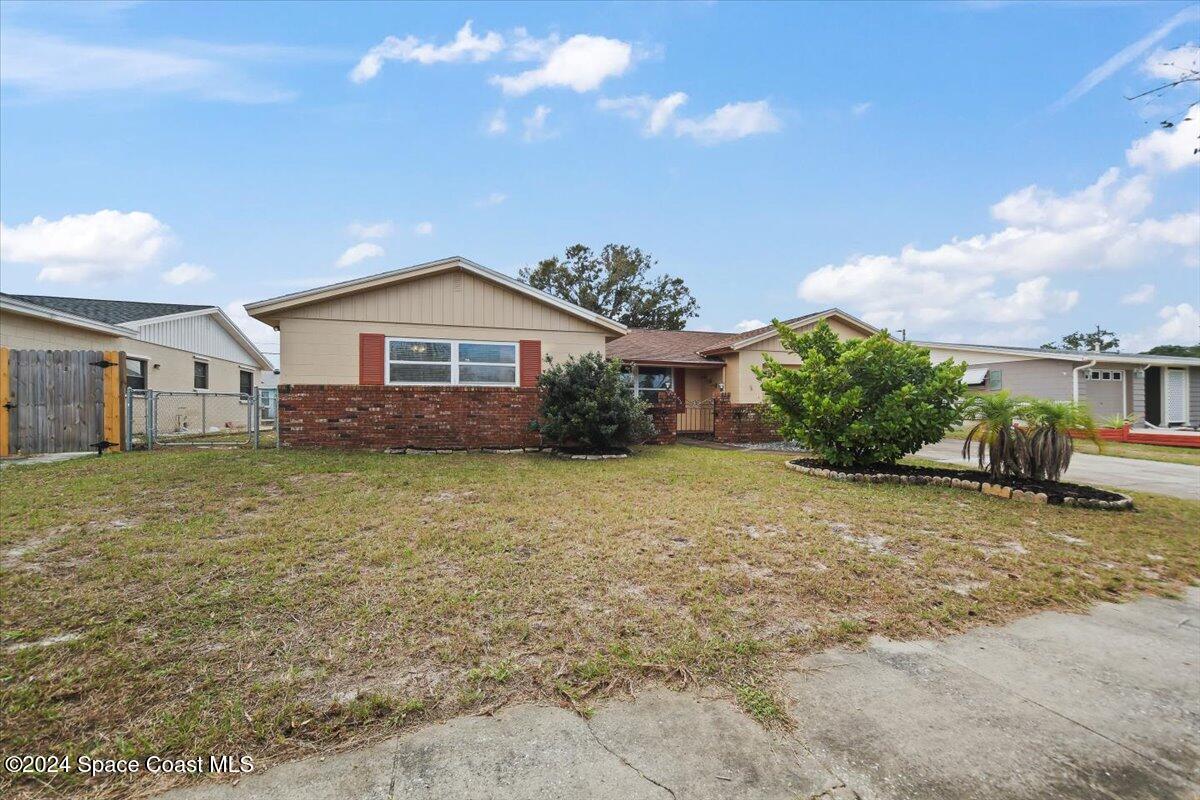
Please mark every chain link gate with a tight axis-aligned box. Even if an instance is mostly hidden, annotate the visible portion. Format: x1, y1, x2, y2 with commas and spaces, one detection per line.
126, 388, 279, 449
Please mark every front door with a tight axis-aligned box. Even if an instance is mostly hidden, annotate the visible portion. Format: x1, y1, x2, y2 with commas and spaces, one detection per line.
1165, 368, 1188, 425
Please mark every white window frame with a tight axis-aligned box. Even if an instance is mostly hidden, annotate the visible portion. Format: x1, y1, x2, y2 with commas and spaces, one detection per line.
623, 364, 674, 399
384, 337, 519, 387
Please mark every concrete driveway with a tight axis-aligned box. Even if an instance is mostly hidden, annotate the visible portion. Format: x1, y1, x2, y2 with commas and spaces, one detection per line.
917, 439, 1200, 500
160, 588, 1200, 800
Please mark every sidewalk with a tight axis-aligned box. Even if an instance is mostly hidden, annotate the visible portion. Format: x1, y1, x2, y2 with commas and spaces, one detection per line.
160, 588, 1200, 800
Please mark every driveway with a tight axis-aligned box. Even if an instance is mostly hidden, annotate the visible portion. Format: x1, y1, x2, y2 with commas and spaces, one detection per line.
160, 588, 1200, 800
918, 439, 1200, 500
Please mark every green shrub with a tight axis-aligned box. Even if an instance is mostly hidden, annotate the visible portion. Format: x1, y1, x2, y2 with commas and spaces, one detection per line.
535, 352, 655, 450
754, 320, 966, 467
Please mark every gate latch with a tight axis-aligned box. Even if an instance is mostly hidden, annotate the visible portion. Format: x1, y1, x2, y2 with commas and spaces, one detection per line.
89, 358, 118, 369
2, 402, 14, 410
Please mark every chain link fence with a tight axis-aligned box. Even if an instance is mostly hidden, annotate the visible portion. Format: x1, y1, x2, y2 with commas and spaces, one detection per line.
126, 389, 278, 449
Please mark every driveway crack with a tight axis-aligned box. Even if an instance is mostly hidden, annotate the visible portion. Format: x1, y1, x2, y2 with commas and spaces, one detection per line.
584, 718, 678, 800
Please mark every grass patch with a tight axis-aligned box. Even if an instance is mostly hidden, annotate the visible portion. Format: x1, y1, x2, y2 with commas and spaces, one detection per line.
1, 445, 1197, 797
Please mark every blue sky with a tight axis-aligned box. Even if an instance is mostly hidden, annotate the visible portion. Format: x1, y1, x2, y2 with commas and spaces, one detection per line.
1, 0, 1198, 356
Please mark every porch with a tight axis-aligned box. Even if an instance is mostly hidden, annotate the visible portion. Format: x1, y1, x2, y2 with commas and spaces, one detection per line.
622, 362, 723, 435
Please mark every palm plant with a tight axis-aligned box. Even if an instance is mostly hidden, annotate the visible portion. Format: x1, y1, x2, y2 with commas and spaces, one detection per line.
961, 391, 1030, 481
1024, 399, 1099, 482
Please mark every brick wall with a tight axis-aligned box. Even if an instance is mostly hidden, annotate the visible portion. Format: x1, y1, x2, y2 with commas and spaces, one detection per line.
712, 392, 779, 444
279, 384, 681, 450
279, 384, 542, 450
645, 390, 678, 445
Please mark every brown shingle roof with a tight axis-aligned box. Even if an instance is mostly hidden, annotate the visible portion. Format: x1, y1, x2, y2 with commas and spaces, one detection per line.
606, 329, 732, 365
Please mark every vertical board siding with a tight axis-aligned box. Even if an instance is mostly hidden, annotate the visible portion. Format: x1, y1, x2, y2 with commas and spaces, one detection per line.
1190, 367, 1200, 426
134, 314, 259, 366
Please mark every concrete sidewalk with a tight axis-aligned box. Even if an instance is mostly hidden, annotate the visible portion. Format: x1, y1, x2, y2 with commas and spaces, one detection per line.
160, 588, 1200, 800
918, 439, 1200, 500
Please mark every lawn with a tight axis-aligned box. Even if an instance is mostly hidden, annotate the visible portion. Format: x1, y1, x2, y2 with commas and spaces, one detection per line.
941, 425, 1200, 466
2, 445, 1198, 798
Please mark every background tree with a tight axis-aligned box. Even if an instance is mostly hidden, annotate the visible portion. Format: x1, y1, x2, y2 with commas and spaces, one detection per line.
520, 244, 698, 330
1041, 327, 1119, 352
1144, 343, 1200, 357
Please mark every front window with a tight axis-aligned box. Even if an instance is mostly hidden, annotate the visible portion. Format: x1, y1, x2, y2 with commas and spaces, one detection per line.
193, 361, 209, 390
126, 358, 147, 391
386, 338, 517, 385
624, 366, 672, 401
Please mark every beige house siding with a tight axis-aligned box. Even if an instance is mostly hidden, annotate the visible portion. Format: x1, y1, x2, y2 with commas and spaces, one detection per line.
965, 359, 1075, 401
281, 270, 607, 333
724, 318, 868, 404
681, 366, 721, 403
0, 309, 262, 394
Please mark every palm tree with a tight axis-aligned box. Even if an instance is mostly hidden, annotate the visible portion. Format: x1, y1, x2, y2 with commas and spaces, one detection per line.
961, 391, 1030, 481
1024, 399, 1099, 482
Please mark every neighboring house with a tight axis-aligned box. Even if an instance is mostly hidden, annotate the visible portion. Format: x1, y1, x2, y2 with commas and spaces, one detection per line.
245, 257, 628, 449
1, 293, 274, 393
918, 341, 1200, 428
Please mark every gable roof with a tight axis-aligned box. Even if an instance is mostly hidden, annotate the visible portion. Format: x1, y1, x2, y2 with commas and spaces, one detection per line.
606, 329, 732, 365
696, 308, 880, 354
0, 292, 273, 370
915, 339, 1200, 367
245, 256, 629, 336
5, 294, 213, 325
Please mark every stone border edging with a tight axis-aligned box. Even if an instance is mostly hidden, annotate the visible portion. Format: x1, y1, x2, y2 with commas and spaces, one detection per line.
383, 446, 629, 461
785, 459, 1134, 511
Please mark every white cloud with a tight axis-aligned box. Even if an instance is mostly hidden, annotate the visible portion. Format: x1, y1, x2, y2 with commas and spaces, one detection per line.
350, 21, 503, 82
1120, 303, 1200, 352
335, 242, 384, 268
1126, 103, 1200, 172
346, 220, 393, 239
162, 262, 213, 285
225, 300, 279, 356
0, 28, 300, 103
486, 108, 508, 135
507, 28, 560, 62
794, 153, 1198, 342
851, 101, 872, 116
0, 209, 171, 283
1121, 283, 1156, 305
1052, 5, 1200, 110
1141, 43, 1200, 81
491, 34, 632, 95
598, 92, 781, 144
522, 104, 555, 142
476, 192, 508, 207
413, 221, 434, 236
733, 319, 766, 332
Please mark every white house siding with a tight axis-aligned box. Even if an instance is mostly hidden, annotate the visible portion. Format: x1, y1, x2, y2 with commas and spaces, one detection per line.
133, 314, 260, 367
1191, 367, 1200, 426
1130, 370, 1145, 421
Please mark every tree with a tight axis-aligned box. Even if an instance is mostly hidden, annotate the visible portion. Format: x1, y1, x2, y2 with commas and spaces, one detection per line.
754, 321, 967, 467
534, 352, 655, 451
1144, 343, 1200, 357
520, 244, 698, 330
1041, 327, 1119, 353
960, 392, 1029, 481
1024, 399, 1099, 483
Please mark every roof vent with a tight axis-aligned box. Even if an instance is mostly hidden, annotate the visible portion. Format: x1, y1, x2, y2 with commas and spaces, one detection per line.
452, 272, 464, 292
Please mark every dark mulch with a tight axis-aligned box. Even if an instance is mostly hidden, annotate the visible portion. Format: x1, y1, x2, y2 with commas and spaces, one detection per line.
554, 446, 633, 456
794, 458, 1127, 504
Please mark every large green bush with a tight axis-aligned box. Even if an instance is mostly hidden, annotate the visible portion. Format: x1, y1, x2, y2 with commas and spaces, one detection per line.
535, 352, 655, 450
754, 320, 966, 467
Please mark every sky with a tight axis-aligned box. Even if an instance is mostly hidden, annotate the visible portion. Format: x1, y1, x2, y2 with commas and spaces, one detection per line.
1, 0, 1198, 359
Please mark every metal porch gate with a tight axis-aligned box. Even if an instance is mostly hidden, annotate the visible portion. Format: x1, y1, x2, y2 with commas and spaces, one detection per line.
678, 398, 715, 434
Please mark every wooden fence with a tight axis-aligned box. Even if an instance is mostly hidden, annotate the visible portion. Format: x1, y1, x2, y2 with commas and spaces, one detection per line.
0, 347, 125, 457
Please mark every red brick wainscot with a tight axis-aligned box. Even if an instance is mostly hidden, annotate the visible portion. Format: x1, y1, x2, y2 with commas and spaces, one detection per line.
712, 392, 779, 444
279, 385, 682, 450
279, 384, 543, 450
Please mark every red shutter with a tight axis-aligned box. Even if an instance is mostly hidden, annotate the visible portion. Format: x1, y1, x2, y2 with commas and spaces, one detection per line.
359, 333, 385, 385
519, 340, 542, 387
673, 368, 686, 402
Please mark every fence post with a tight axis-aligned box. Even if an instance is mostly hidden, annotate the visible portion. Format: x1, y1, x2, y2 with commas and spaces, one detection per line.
124, 387, 132, 452
201, 392, 207, 436
251, 389, 259, 449
147, 390, 155, 450
275, 389, 281, 449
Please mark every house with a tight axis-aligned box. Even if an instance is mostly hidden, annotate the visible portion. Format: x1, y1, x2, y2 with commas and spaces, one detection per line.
245, 257, 629, 449
917, 340, 1200, 429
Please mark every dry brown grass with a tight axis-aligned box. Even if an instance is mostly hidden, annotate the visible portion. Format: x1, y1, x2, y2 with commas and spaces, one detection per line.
2, 445, 1197, 798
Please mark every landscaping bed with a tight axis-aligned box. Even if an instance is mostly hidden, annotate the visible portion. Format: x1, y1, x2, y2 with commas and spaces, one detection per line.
788, 459, 1132, 508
